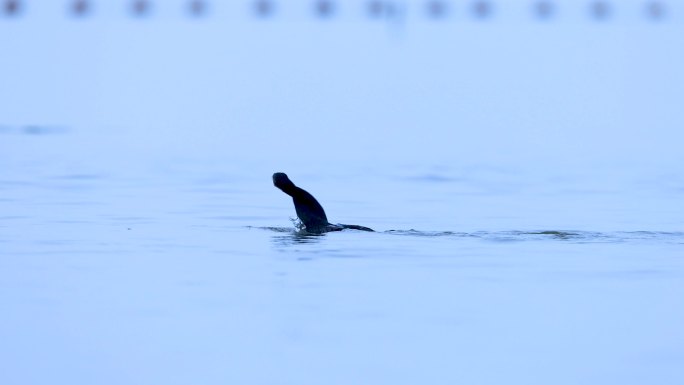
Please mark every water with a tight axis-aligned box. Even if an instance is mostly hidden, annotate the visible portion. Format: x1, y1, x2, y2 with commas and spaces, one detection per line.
1, 128, 683, 385
3, 4, 684, 382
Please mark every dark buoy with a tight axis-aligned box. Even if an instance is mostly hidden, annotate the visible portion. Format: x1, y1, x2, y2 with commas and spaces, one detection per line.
273, 172, 374, 234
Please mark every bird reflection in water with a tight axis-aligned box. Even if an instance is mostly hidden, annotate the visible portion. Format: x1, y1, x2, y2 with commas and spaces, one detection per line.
271, 231, 326, 247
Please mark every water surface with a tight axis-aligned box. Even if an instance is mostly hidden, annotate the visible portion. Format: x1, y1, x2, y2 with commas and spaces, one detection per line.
1, 130, 683, 385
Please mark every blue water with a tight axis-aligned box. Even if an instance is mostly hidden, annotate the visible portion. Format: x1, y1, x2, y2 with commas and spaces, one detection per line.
2, 4, 684, 384
1, 128, 683, 385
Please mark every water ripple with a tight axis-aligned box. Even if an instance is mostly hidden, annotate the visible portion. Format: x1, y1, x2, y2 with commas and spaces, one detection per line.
260, 226, 684, 244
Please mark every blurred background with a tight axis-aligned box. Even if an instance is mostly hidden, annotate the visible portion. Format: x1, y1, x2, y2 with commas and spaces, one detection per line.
1, 0, 683, 168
